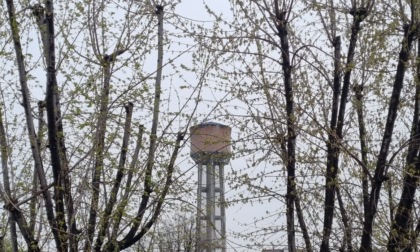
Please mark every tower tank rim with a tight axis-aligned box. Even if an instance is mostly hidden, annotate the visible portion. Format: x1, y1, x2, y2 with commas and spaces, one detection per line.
189, 121, 231, 130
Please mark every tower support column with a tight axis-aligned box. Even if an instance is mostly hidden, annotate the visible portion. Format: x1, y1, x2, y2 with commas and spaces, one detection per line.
190, 122, 232, 252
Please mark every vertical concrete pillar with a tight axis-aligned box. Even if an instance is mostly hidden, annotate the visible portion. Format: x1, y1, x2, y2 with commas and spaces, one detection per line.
190, 122, 232, 252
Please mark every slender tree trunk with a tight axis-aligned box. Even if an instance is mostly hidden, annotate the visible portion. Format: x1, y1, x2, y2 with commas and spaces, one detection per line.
354, 81, 370, 220
104, 6, 171, 250
273, 1, 296, 251
119, 4, 164, 243
360, 22, 419, 252
85, 59, 112, 251
94, 102, 133, 251
43, 0, 69, 249
111, 125, 144, 238
84, 13, 128, 252
295, 195, 313, 252
119, 132, 184, 250
33, 7, 77, 246
321, 35, 341, 252
337, 187, 352, 251
387, 38, 420, 252
29, 102, 45, 235
321, 9, 367, 250
9, 216, 18, 252
5, 0, 63, 250
0, 110, 19, 252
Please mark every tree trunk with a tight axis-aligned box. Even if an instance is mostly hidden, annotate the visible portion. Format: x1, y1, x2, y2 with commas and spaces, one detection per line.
273, 1, 296, 250
5, 0, 61, 250
360, 22, 418, 252
94, 102, 133, 251
387, 37, 420, 252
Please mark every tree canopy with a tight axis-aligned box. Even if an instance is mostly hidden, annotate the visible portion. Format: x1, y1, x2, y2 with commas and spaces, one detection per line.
1, 0, 420, 251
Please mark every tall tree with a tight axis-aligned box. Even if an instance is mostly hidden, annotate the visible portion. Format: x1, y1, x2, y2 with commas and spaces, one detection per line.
0, 0, 213, 251
201, 0, 420, 250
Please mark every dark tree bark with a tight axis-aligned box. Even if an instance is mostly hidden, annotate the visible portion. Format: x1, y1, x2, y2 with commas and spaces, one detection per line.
5, 0, 62, 250
94, 102, 133, 251
29, 101, 45, 236
115, 5, 165, 246
110, 124, 144, 240
337, 187, 352, 251
84, 56, 112, 251
83, 38, 127, 252
273, 1, 296, 251
387, 38, 420, 252
43, 1, 71, 249
0, 110, 20, 252
321, 7, 368, 251
118, 132, 185, 250
354, 80, 370, 221
360, 22, 420, 252
321, 35, 342, 252
295, 194, 313, 252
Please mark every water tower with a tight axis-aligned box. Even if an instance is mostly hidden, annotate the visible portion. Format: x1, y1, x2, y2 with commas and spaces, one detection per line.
190, 122, 232, 252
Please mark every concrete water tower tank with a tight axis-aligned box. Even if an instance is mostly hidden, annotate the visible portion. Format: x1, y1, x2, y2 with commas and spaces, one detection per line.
190, 122, 232, 252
